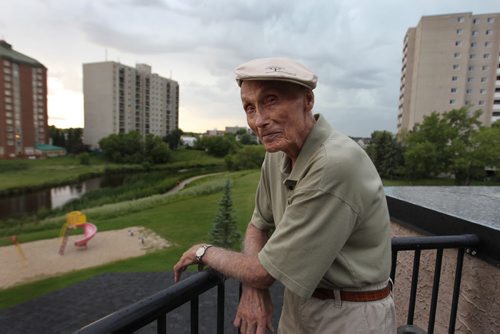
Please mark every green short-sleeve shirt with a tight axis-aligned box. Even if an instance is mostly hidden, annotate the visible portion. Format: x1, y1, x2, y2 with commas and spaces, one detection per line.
253, 115, 392, 299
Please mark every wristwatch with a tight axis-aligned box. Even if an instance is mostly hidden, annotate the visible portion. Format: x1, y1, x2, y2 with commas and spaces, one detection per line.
195, 244, 212, 264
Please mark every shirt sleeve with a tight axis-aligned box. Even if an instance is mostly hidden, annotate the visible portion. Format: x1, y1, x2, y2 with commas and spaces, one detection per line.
250, 160, 275, 231
258, 188, 358, 298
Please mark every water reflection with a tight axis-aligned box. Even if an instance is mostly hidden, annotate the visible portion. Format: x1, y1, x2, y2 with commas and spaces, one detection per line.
0, 176, 121, 220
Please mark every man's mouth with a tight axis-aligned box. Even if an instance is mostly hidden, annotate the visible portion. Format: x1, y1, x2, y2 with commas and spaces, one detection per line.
261, 132, 280, 140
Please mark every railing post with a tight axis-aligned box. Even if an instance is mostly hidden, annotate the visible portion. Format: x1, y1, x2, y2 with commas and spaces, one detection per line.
407, 249, 421, 325
390, 250, 398, 284
157, 314, 166, 334
427, 248, 443, 334
217, 282, 225, 334
190, 296, 199, 334
449, 248, 465, 334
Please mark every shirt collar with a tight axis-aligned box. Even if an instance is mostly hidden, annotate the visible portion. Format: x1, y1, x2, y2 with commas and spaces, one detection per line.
281, 114, 332, 190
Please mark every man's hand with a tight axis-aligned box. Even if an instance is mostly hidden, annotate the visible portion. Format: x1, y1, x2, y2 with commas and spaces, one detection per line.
234, 286, 274, 334
173, 244, 203, 282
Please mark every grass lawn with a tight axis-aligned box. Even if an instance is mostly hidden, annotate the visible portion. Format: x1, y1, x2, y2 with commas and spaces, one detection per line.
0, 170, 260, 309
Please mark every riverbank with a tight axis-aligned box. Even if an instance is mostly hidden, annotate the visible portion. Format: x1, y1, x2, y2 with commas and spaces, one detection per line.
0, 150, 224, 196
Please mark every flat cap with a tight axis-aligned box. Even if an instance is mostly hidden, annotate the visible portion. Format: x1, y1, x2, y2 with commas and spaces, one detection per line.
235, 57, 317, 90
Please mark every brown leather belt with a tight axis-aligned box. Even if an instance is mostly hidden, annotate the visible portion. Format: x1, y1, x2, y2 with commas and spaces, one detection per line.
312, 285, 391, 302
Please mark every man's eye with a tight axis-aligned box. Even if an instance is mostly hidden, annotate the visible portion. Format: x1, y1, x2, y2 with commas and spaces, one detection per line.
245, 105, 256, 114
264, 96, 277, 105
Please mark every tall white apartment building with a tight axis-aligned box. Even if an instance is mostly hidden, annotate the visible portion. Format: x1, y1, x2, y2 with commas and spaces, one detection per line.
397, 12, 500, 135
83, 62, 179, 149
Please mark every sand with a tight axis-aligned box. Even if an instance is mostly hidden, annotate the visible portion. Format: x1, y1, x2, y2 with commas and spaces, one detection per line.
0, 226, 170, 289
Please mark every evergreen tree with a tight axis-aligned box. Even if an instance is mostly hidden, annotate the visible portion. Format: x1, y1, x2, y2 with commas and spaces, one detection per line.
209, 180, 241, 249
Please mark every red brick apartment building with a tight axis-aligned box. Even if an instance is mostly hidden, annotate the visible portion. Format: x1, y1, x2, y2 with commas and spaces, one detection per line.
0, 40, 48, 158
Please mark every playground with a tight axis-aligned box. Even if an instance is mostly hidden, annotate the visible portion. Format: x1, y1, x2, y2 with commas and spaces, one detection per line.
1, 222, 170, 289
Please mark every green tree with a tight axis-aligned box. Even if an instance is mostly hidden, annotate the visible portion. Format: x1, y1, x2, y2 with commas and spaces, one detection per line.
99, 132, 170, 164
208, 180, 241, 249
145, 134, 171, 164
196, 135, 240, 157
48, 126, 87, 153
225, 145, 265, 171
164, 128, 184, 150
366, 131, 404, 179
403, 107, 493, 183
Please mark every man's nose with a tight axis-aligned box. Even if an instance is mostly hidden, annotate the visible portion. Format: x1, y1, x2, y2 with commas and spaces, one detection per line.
255, 108, 269, 128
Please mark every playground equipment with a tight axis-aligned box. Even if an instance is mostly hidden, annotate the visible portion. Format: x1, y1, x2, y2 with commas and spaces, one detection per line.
5, 235, 27, 262
59, 211, 97, 255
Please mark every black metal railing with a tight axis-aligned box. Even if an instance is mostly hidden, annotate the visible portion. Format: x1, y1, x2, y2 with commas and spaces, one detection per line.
76, 269, 225, 334
76, 234, 480, 334
391, 234, 480, 334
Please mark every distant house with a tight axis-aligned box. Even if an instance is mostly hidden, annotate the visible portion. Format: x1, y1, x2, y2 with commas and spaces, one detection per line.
205, 129, 225, 137
225, 126, 249, 134
35, 144, 66, 158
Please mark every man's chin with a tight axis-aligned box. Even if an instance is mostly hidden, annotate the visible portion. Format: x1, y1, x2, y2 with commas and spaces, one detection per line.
263, 144, 281, 153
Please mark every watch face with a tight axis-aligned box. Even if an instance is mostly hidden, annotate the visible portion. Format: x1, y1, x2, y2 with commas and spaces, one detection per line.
196, 247, 204, 257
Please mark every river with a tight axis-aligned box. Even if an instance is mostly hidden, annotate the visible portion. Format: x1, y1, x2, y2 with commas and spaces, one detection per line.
0, 175, 126, 220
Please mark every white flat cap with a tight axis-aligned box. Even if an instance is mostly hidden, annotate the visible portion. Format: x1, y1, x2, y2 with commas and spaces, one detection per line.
235, 57, 318, 90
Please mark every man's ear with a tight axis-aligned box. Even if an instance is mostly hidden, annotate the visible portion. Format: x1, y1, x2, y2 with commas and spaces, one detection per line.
304, 89, 314, 112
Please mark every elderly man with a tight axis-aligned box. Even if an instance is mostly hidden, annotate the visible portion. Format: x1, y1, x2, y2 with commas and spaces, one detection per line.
174, 57, 396, 333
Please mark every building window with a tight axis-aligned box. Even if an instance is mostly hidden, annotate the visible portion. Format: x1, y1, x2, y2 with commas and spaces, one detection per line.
485, 41, 492, 47
478, 100, 485, 105
465, 100, 470, 105
456, 28, 463, 35
457, 16, 465, 23
450, 99, 456, 105
468, 65, 474, 71
467, 77, 473, 83
472, 30, 479, 36
466, 89, 472, 94
481, 77, 487, 83
471, 42, 477, 48
451, 88, 457, 93
473, 18, 479, 24
487, 17, 495, 23
453, 52, 461, 58
480, 89, 487, 94
484, 53, 490, 59
486, 29, 493, 35
455, 41, 462, 46
483, 65, 489, 71
452, 76, 458, 81
469, 54, 476, 59
453, 64, 460, 70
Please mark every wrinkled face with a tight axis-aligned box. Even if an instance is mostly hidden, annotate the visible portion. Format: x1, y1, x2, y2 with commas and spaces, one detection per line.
240, 80, 314, 158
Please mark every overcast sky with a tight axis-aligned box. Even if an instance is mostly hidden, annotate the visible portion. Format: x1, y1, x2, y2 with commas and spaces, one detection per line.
1, 0, 498, 136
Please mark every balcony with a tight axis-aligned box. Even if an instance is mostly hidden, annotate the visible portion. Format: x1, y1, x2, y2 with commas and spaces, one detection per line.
76, 235, 480, 334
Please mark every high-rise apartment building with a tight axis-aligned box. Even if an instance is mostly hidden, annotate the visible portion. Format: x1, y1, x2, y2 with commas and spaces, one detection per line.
83, 62, 179, 149
0, 40, 48, 158
397, 12, 500, 135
